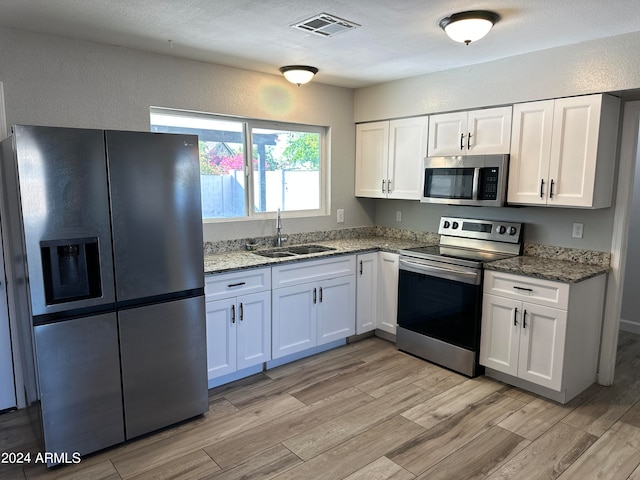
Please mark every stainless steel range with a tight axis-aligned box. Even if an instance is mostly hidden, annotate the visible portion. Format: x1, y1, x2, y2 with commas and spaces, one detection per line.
396, 216, 523, 377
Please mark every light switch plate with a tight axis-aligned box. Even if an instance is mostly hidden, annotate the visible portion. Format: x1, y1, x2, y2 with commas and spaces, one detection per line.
396, 211, 402, 222
337, 209, 344, 223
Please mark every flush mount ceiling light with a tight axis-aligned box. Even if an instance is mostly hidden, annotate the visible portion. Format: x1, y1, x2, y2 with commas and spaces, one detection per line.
279, 65, 319, 86
439, 10, 500, 45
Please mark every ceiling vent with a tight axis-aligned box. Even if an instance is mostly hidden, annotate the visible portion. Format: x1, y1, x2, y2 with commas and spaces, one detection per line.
292, 13, 360, 37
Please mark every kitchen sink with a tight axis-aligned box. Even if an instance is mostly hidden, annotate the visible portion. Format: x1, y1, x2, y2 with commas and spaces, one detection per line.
254, 250, 297, 258
253, 245, 336, 258
286, 245, 336, 254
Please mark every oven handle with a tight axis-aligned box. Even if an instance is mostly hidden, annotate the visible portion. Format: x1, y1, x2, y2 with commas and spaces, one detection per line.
399, 258, 481, 285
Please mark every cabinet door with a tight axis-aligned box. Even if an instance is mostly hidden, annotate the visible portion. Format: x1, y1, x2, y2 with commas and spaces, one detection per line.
387, 117, 428, 200
206, 298, 237, 379
317, 275, 356, 345
547, 96, 602, 207
356, 253, 378, 334
377, 252, 399, 334
468, 106, 512, 154
480, 294, 520, 376
507, 101, 554, 205
272, 284, 316, 359
355, 121, 389, 198
517, 302, 567, 391
237, 291, 271, 370
427, 112, 467, 156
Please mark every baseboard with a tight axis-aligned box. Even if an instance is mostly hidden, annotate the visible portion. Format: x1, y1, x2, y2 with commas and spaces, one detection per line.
620, 318, 640, 335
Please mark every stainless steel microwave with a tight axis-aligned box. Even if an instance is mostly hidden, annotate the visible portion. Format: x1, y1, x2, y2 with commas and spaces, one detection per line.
420, 154, 509, 206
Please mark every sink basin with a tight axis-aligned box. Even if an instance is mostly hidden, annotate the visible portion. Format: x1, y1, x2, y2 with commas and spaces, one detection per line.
287, 245, 336, 254
254, 251, 297, 258
252, 244, 335, 258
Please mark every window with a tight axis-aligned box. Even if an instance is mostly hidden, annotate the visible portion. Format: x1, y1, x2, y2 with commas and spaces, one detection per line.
150, 108, 327, 221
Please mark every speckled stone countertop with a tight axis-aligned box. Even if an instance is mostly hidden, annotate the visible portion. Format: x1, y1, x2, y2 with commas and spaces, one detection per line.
484, 256, 609, 283
203, 236, 432, 275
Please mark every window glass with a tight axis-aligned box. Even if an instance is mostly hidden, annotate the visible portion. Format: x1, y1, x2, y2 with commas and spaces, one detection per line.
150, 108, 326, 221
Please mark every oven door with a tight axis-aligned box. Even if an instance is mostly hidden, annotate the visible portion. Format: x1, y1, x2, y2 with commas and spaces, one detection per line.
397, 257, 482, 352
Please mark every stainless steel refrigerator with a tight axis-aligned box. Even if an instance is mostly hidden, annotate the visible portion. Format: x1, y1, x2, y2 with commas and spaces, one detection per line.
0, 125, 208, 464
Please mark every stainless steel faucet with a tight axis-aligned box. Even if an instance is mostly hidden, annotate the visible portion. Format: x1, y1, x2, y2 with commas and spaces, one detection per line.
275, 208, 287, 247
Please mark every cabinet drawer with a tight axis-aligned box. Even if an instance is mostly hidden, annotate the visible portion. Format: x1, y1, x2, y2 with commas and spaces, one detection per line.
205, 267, 271, 301
484, 270, 569, 310
272, 255, 356, 289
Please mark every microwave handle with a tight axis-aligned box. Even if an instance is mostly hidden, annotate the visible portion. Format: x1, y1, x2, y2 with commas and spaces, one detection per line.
472, 168, 481, 201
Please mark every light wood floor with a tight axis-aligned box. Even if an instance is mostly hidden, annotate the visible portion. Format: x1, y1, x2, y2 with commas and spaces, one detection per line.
3, 331, 640, 479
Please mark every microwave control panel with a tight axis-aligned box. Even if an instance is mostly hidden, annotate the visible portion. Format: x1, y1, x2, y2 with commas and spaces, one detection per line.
478, 167, 499, 200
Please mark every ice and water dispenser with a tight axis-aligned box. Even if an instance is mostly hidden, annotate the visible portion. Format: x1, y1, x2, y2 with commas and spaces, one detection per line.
40, 237, 102, 305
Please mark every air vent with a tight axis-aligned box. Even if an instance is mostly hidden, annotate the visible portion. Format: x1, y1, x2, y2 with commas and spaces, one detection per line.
292, 13, 360, 37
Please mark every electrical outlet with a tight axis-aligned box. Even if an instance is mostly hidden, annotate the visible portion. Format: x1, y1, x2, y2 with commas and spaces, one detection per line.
396, 210, 402, 222
337, 208, 344, 223
572, 223, 584, 239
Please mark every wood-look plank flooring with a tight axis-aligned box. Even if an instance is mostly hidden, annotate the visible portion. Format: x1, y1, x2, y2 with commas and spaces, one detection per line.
3, 331, 640, 479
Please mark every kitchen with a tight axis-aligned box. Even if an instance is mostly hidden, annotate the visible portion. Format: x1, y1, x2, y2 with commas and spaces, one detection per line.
2, 1, 640, 478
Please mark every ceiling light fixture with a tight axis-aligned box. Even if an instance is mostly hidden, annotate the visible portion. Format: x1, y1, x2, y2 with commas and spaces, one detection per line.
279, 65, 319, 86
439, 10, 500, 45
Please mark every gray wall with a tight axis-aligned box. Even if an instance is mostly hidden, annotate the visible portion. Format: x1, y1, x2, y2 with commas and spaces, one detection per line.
354, 31, 640, 252
621, 138, 640, 328
0, 27, 374, 242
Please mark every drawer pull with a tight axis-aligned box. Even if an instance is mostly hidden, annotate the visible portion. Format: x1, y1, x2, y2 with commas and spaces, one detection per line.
228, 282, 246, 288
513, 286, 533, 293
514, 307, 518, 326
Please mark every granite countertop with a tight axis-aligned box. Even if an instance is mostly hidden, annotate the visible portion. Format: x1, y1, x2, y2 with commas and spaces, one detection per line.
203, 236, 430, 275
485, 255, 610, 283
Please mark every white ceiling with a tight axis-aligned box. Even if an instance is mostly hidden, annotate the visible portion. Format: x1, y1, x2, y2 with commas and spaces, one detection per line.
1, 0, 639, 88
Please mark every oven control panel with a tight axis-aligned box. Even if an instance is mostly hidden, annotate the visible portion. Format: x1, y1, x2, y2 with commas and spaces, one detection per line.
439, 217, 522, 243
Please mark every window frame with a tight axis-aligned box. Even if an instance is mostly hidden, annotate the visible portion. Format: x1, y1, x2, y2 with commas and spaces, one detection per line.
150, 107, 329, 223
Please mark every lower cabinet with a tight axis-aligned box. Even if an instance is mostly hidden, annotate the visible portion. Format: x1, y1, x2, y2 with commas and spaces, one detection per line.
272, 256, 356, 359
377, 252, 399, 335
205, 268, 271, 382
480, 270, 605, 403
356, 252, 378, 334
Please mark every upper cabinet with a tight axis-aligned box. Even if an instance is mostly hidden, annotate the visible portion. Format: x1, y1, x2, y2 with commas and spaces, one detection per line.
355, 116, 428, 200
507, 94, 621, 208
427, 106, 512, 157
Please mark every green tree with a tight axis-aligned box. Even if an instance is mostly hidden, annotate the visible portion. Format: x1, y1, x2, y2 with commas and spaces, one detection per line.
280, 132, 320, 170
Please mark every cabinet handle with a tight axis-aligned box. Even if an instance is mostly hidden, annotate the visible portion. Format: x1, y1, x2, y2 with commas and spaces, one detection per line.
514, 307, 518, 326
319, 287, 323, 303
540, 179, 545, 198
460, 133, 465, 150
467, 132, 472, 149
550, 179, 555, 199
228, 282, 246, 288
382, 179, 386, 193
313, 287, 317, 304
231, 304, 236, 324
523, 309, 528, 328
387, 179, 392, 193
239, 302, 244, 322
360, 260, 363, 275
513, 286, 533, 293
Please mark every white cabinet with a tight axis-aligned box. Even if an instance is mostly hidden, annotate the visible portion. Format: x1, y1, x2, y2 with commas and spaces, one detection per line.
507, 94, 621, 208
205, 268, 271, 381
427, 106, 512, 157
377, 252, 399, 335
480, 270, 606, 403
272, 256, 356, 359
356, 253, 378, 334
355, 117, 428, 200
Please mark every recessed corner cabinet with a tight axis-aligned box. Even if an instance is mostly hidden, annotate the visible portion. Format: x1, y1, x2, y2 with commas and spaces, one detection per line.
480, 270, 606, 403
427, 106, 512, 157
507, 94, 621, 208
355, 117, 428, 199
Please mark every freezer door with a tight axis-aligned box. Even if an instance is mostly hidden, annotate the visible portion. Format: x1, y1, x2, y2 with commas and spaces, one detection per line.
105, 131, 204, 302
119, 295, 208, 439
34, 313, 124, 459
12, 125, 115, 315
